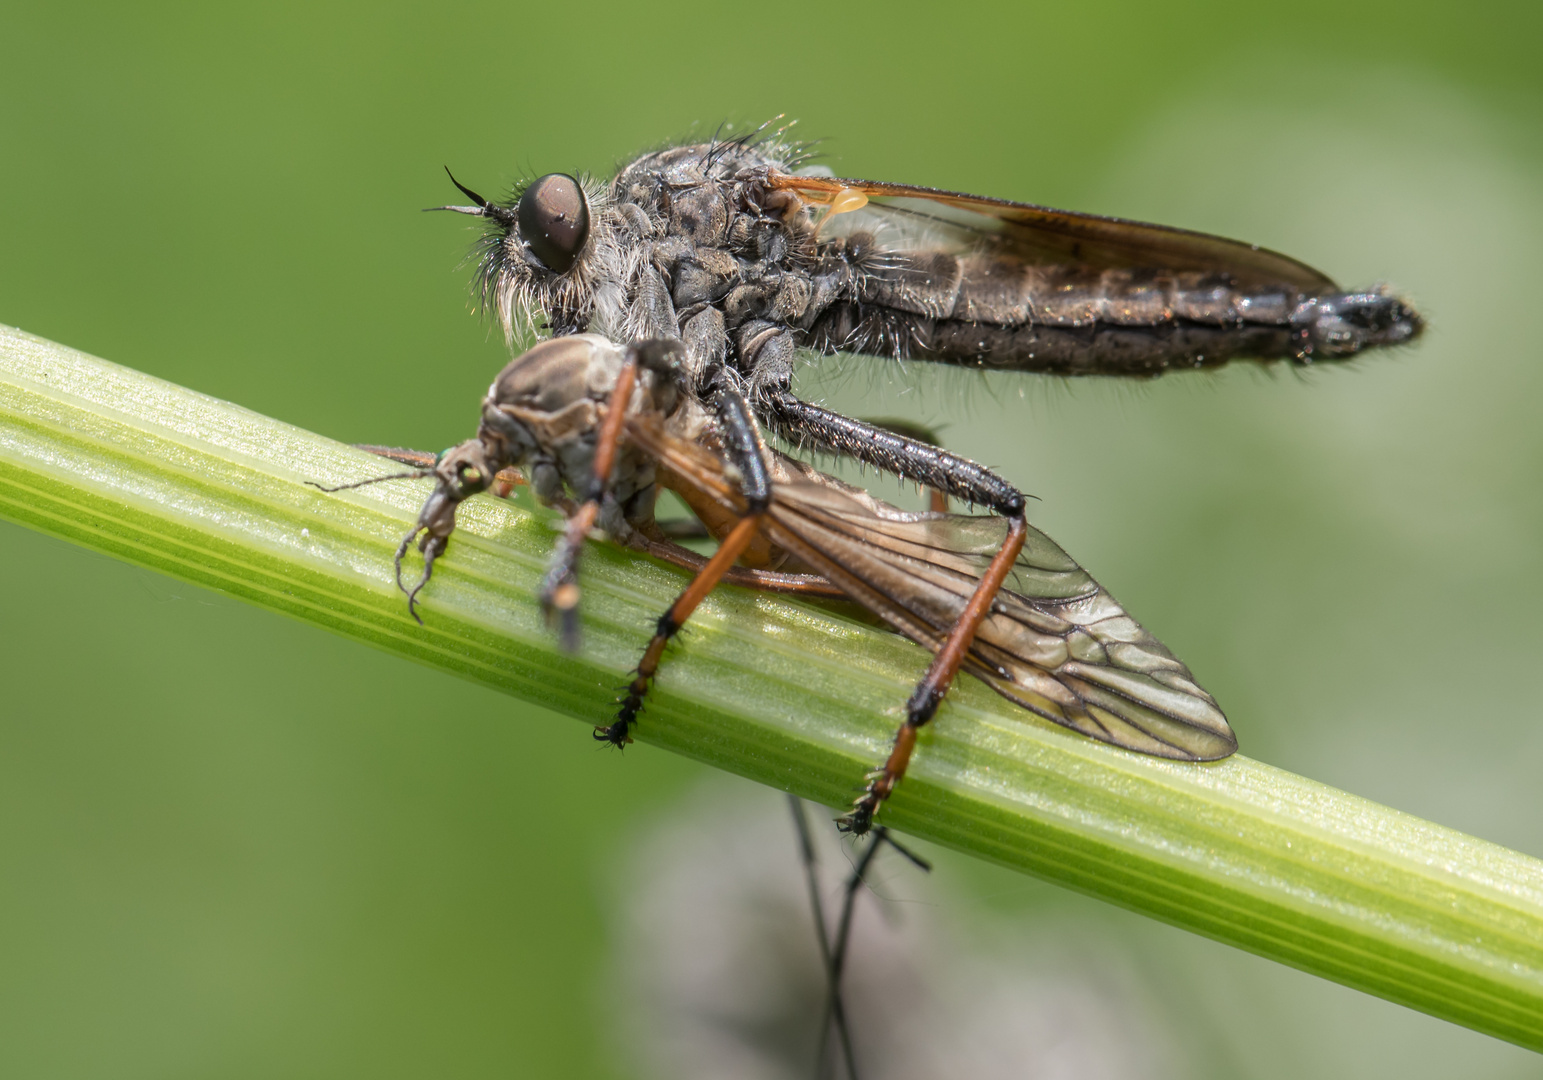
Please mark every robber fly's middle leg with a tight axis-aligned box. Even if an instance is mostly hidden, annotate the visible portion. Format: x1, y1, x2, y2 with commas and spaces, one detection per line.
763, 393, 1030, 834
598, 378, 774, 746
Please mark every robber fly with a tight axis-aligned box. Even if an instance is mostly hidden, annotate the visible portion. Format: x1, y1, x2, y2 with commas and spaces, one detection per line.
378, 333, 1234, 837
412, 123, 1418, 829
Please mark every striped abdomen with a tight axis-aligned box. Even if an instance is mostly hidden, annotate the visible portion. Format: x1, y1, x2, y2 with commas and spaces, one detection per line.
802, 243, 1423, 376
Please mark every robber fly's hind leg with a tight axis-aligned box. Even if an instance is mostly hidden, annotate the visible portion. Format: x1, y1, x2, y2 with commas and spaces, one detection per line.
600, 379, 773, 746
764, 393, 1024, 518
859, 417, 952, 512
762, 393, 1030, 833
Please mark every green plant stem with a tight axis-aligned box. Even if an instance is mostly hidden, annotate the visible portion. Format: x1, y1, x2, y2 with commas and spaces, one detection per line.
3, 323, 1541, 1048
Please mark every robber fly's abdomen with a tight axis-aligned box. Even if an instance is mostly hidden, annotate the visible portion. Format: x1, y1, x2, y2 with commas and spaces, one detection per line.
805, 250, 1422, 374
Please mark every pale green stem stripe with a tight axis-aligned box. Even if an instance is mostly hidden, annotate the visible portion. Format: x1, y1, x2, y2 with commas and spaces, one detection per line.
2, 323, 1541, 1048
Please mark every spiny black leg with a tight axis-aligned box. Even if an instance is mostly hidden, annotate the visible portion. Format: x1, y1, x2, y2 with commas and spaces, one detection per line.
597, 608, 681, 747
860, 418, 951, 511
708, 379, 773, 514
762, 392, 1026, 516
858, 417, 947, 448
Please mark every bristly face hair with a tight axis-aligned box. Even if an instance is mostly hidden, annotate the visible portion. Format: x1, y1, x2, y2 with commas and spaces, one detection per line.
437, 119, 816, 357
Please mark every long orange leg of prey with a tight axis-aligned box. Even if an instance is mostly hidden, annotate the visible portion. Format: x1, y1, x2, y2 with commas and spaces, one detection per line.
540, 356, 640, 650
599, 512, 767, 745
843, 516, 1029, 833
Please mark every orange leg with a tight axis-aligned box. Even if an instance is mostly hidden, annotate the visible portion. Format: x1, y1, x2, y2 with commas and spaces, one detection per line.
841, 516, 1029, 834
598, 512, 766, 745
539, 356, 640, 651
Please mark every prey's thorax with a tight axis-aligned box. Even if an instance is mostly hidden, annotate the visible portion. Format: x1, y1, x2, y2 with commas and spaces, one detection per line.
468, 335, 704, 544
435, 334, 811, 574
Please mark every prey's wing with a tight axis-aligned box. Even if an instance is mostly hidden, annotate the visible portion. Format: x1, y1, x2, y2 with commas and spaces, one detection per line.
768, 483, 1235, 761
628, 418, 1236, 762
768, 172, 1336, 294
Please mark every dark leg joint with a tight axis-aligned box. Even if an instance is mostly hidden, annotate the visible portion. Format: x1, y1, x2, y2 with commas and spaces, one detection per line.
905, 685, 943, 727
629, 338, 687, 378
839, 725, 917, 836
594, 700, 638, 747
710, 381, 773, 514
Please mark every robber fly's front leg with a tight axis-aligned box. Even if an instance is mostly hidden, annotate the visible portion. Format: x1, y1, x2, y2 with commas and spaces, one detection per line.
599, 378, 773, 746
763, 392, 1030, 834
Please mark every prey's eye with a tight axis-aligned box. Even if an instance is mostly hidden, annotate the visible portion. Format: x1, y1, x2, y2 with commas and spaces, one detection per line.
517, 173, 589, 273
457, 464, 486, 493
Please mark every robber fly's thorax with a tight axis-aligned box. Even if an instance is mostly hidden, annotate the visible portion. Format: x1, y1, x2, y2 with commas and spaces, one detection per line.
598, 144, 829, 396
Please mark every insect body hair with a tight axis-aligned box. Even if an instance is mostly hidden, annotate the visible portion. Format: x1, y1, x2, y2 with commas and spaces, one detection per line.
473, 173, 626, 344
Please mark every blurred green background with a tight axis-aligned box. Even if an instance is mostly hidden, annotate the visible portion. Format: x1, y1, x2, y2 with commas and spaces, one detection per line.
3, 1, 1542, 1076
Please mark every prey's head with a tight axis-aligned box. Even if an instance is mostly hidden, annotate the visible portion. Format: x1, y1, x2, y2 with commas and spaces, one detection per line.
391, 438, 501, 623
430, 168, 616, 343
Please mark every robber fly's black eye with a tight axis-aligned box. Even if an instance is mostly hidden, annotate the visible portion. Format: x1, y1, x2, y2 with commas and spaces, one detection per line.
517, 173, 589, 273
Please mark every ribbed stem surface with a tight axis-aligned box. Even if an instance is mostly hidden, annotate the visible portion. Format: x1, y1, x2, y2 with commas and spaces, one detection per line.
2, 324, 1540, 1049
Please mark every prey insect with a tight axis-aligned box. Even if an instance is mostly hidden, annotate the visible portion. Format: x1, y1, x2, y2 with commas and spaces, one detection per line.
383, 333, 1235, 835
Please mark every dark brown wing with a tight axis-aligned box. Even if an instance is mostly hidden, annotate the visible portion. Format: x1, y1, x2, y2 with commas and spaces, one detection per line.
627, 417, 1237, 762
768, 172, 1337, 294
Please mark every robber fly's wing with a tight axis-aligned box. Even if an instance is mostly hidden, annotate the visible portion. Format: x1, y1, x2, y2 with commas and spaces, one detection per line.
767, 172, 1336, 294
764, 482, 1236, 762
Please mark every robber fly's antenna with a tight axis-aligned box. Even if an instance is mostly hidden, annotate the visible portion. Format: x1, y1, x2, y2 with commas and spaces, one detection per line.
424, 166, 516, 227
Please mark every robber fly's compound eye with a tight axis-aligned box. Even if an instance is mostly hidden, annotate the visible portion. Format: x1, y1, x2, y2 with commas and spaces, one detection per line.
517, 173, 589, 273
